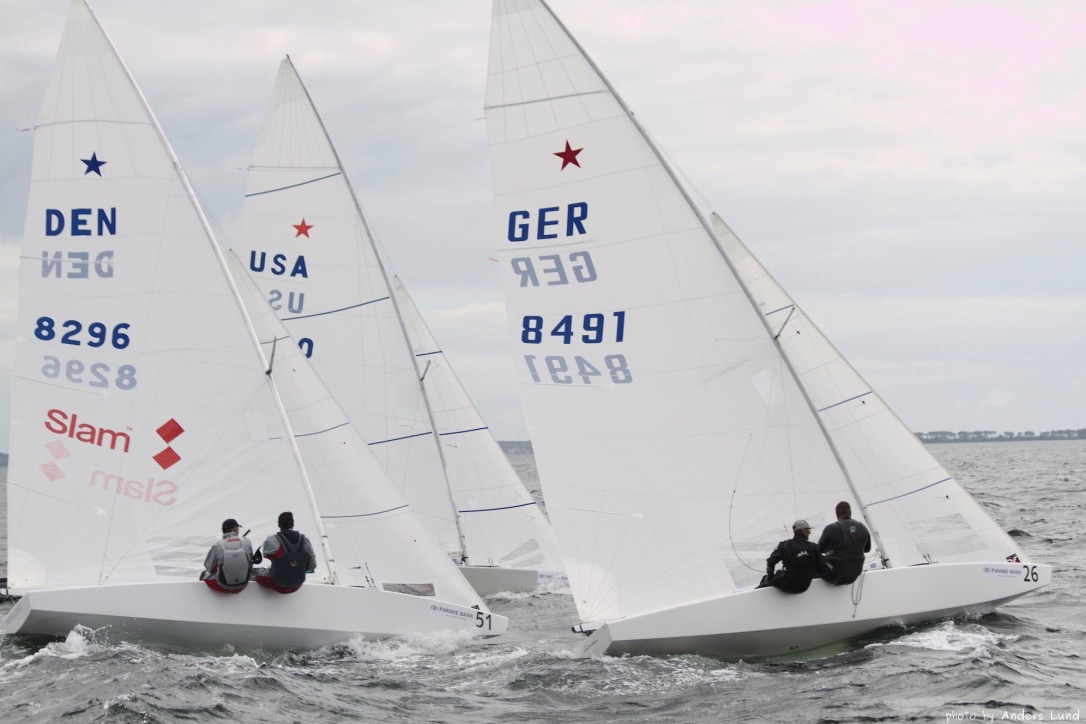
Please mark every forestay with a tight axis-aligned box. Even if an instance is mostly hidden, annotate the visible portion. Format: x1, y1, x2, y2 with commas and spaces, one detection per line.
710, 213, 1027, 569
7, 0, 482, 611
392, 275, 563, 572
485, 0, 856, 627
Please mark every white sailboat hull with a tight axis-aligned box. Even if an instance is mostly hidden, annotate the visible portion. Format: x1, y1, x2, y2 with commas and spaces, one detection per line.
0, 581, 508, 651
573, 562, 1051, 659
460, 566, 540, 596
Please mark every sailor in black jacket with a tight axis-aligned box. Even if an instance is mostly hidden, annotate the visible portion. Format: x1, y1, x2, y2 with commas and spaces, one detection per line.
816, 501, 872, 585
759, 519, 833, 594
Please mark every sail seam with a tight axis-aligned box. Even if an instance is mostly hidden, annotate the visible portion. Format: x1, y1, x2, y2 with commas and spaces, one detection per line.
459, 501, 538, 514
866, 477, 953, 506
438, 427, 489, 437
244, 172, 342, 197
818, 391, 874, 412
294, 422, 350, 438
367, 431, 434, 446
484, 90, 609, 112
282, 296, 390, 321
321, 505, 410, 519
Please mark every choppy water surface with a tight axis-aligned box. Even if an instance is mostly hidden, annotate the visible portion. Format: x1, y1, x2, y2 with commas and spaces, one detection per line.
1, 441, 1083, 722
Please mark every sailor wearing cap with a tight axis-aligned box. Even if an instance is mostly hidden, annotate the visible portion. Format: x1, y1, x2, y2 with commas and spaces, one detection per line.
200, 518, 261, 594
756, 518, 833, 594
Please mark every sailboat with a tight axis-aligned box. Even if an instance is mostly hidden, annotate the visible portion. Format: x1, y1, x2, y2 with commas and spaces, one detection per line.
236, 58, 563, 596
483, 0, 1049, 659
0, 0, 508, 650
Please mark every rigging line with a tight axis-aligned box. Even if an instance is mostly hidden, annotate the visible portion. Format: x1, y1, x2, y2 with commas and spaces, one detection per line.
367, 430, 434, 446
459, 501, 538, 514
321, 505, 410, 520
726, 434, 765, 574
266, 335, 278, 374
280, 296, 390, 321
851, 569, 866, 615
772, 307, 797, 340
243, 171, 341, 197
818, 391, 874, 413
865, 477, 953, 507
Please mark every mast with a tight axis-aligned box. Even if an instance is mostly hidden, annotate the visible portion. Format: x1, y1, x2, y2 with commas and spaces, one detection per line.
282, 57, 471, 563
85, 7, 340, 584
537, 0, 892, 565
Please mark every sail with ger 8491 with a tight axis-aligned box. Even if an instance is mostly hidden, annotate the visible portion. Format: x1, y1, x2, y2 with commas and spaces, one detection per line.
0, 0, 507, 650
483, 0, 1049, 659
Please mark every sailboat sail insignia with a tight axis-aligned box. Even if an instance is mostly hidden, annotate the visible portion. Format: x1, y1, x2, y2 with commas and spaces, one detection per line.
484, 0, 1048, 658
237, 58, 563, 595
1, 0, 507, 649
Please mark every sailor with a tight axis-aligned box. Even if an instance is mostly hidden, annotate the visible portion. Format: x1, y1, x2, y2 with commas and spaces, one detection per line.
200, 518, 261, 594
757, 519, 833, 593
817, 501, 872, 585
254, 511, 317, 594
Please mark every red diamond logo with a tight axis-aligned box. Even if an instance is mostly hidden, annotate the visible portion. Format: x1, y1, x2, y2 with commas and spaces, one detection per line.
41, 461, 64, 481
46, 440, 70, 459
153, 447, 181, 470
157, 418, 184, 443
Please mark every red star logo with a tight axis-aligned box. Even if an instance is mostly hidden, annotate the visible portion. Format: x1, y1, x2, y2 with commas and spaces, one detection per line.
554, 140, 583, 170
293, 218, 314, 238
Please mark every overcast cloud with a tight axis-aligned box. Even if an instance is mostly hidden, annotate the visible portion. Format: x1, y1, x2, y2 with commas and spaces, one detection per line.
1, 0, 1083, 449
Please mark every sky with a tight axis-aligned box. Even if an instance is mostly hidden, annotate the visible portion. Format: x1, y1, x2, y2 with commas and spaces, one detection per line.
1, 0, 1084, 449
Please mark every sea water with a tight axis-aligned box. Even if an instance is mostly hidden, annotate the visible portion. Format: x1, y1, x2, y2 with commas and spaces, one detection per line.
1, 441, 1083, 722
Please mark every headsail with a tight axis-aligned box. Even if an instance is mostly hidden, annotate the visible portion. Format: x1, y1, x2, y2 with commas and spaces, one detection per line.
8, 0, 483, 611
392, 275, 563, 572
711, 213, 1027, 568
486, 0, 854, 626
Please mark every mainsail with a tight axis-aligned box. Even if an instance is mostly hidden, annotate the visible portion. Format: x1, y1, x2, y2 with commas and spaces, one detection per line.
238, 58, 562, 576
7, 0, 482, 611
485, 0, 851, 626
484, 0, 1030, 631
391, 275, 561, 571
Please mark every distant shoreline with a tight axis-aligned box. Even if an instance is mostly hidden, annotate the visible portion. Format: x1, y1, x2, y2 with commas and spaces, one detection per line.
1, 432, 1084, 464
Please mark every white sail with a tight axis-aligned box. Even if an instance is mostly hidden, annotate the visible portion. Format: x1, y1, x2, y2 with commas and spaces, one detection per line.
484, 0, 1045, 655
485, 0, 853, 627
237, 58, 563, 584
227, 252, 489, 605
4, 0, 500, 644
710, 213, 1027, 569
9, 0, 319, 591
391, 275, 563, 572
237, 59, 459, 558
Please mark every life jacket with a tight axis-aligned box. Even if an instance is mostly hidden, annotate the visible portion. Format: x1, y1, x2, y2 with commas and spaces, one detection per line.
270, 532, 308, 589
217, 535, 251, 587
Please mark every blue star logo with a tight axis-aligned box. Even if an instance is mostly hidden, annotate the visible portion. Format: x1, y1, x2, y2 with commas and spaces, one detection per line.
81, 152, 106, 176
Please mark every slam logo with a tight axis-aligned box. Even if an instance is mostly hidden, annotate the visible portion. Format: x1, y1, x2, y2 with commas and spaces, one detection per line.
40, 408, 183, 506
